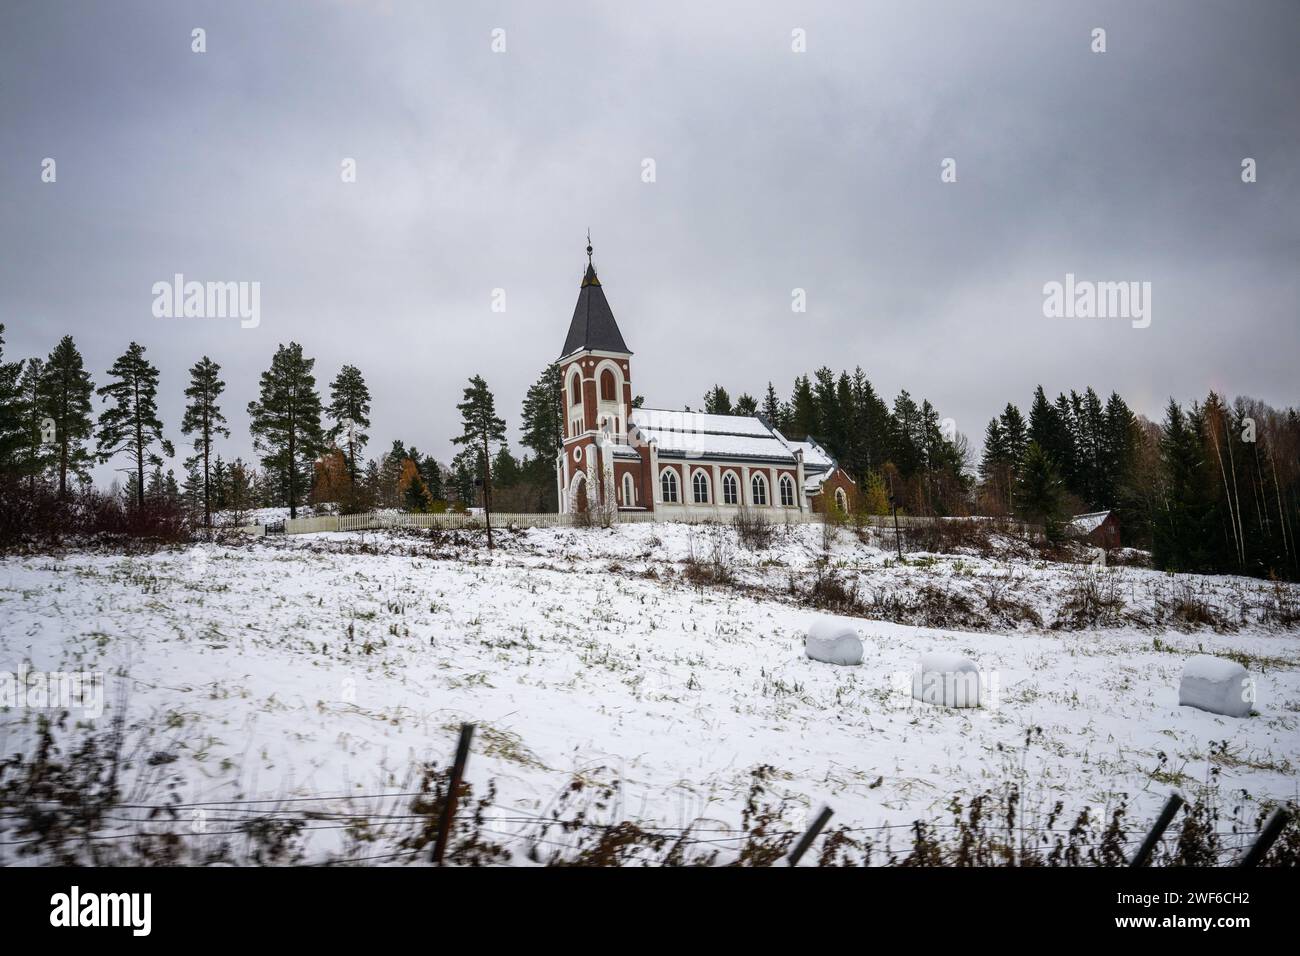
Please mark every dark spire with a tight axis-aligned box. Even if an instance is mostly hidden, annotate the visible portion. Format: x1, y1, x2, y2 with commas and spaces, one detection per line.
560, 238, 630, 358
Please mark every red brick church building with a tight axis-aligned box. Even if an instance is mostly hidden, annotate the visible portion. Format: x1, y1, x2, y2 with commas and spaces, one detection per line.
555, 244, 857, 519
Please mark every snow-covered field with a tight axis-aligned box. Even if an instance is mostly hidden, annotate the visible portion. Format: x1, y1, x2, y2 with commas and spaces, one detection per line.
2, 522, 1298, 864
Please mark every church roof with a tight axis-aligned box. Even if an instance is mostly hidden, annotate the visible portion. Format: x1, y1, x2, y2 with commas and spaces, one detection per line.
629, 409, 797, 463
559, 256, 630, 359
786, 438, 836, 473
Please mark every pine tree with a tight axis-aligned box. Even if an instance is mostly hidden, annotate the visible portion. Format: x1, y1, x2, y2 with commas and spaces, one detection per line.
246, 342, 326, 519
180, 356, 230, 527
96, 342, 174, 510
734, 393, 758, 416
453, 375, 507, 548
326, 364, 372, 483
38, 336, 95, 497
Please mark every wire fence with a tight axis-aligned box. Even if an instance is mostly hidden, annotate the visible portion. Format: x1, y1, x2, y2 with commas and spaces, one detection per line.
1, 734, 1286, 868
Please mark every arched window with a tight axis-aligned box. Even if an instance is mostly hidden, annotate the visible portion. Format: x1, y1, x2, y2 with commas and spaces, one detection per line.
722, 472, 738, 505
623, 473, 635, 507
692, 470, 710, 504
568, 372, 581, 407
751, 474, 768, 506
600, 369, 617, 401
780, 475, 795, 507
835, 488, 849, 514
660, 469, 679, 503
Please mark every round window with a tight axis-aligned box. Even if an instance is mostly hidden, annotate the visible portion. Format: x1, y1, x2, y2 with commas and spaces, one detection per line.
573, 446, 583, 462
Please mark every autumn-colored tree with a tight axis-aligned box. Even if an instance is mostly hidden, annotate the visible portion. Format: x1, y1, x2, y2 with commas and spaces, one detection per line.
310, 447, 352, 506
399, 457, 431, 512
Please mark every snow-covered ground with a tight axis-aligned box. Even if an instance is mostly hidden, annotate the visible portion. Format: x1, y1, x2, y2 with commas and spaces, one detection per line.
1, 522, 1297, 864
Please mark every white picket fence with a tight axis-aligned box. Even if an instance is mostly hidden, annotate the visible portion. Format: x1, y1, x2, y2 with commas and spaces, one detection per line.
281, 511, 576, 535
266, 510, 1035, 537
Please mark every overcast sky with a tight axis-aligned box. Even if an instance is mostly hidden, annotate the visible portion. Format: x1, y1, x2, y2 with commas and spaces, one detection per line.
2, 0, 1297, 485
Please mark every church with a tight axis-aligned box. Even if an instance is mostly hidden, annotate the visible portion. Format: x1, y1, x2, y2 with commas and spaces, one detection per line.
555, 244, 857, 520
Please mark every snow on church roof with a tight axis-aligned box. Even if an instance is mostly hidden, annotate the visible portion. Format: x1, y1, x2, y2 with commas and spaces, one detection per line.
785, 439, 835, 472
629, 408, 797, 462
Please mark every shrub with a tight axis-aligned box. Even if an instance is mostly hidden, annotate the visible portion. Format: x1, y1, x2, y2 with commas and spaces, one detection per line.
733, 505, 774, 550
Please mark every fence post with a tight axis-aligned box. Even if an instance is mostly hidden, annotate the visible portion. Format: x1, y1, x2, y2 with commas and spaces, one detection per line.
431, 723, 475, 866
1129, 792, 1184, 867
787, 806, 834, 866
1238, 807, 1291, 867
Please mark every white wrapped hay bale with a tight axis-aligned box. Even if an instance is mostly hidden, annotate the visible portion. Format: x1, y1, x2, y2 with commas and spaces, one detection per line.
804, 618, 864, 666
912, 652, 982, 708
1178, 655, 1253, 718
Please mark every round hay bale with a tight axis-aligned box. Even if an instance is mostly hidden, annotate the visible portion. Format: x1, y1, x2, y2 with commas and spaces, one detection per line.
911, 652, 982, 708
805, 618, 864, 666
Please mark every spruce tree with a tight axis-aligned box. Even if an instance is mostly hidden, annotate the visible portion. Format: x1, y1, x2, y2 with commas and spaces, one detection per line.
702, 385, 732, 416
180, 356, 230, 527
789, 376, 818, 440
0, 325, 26, 473
733, 393, 758, 416
246, 342, 326, 519
16, 358, 50, 486
520, 363, 563, 465
421, 455, 445, 503
39, 336, 96, 497
326, 364, 371, 482
96, 342, 174, 510
761, 382, 782, 426
889, 390, 922, 478
453, 375, 506, 548
1015, 441, 1067, 539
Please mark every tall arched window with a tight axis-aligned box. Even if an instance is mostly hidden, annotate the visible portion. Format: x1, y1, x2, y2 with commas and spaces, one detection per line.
692, 470, 710, 504
623, 473, 635, 507
835, 488, 849, 514
750, 474, 768, 506
779, 475, 795, 507
568, 373, 581, 406
600, 369, 617, 401
722, 472, 738, 505
660, 469, 679, 503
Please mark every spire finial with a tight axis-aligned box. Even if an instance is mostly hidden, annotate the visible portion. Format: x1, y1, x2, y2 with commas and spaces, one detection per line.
586, 229, 593, 263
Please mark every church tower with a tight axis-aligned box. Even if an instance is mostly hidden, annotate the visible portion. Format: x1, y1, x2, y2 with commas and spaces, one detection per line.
555, 241, 640, 515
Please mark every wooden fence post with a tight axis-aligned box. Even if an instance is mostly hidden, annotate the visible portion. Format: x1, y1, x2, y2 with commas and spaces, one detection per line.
1238, 807, 1291, 867
431, 723, 475, 865
1129, 792, 1184, 867
787, 806, 834, 866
